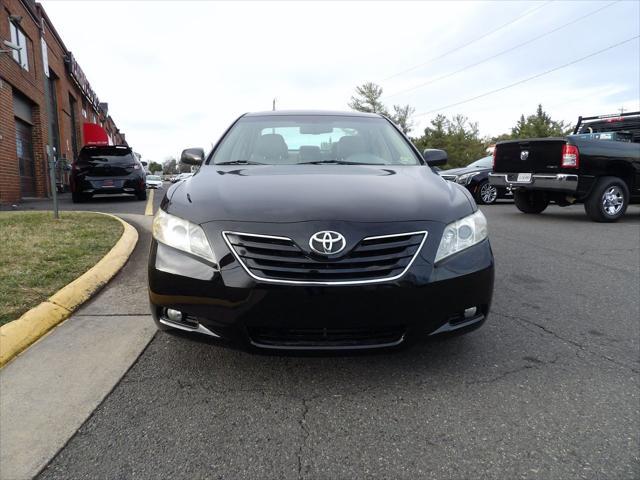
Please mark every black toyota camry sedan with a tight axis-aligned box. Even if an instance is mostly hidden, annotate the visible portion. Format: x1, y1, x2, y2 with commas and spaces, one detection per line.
148, 111, 494, 351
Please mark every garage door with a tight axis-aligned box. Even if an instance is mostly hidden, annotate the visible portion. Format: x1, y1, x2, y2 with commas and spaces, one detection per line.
15, 119, 36, 197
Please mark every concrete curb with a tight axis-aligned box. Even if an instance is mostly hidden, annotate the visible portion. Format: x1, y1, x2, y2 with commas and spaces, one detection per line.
0, 212, 139, 368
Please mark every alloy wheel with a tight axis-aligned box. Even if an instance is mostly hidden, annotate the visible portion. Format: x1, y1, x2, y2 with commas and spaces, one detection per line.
602, 186, 624, 216
480, 183, 498, 204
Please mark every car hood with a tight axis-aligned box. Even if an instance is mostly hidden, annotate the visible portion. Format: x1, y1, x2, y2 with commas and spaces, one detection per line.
440, 166, 490, 177
164, 164, 474, 225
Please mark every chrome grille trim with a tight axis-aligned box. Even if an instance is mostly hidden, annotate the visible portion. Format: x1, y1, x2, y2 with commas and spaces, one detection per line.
222, 230, 428, 286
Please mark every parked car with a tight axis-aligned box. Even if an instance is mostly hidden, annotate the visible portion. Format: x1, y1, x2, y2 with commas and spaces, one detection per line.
490, 111, 640, 222
146, 174, 163, 189
439, 155, 511, 204
148, 110, 494, 351
70, 145, 147, 202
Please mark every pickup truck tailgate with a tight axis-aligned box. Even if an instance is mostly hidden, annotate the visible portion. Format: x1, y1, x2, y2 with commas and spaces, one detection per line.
494, 138, 566, 173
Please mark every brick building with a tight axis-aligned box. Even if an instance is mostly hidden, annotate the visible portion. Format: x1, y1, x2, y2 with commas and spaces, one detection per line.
0, 0, 127, 204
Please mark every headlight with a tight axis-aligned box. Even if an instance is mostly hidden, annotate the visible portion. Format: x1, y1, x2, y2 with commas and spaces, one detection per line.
435, 210, 488, 263
456, 172, 477, 185
152, 209, 217, 264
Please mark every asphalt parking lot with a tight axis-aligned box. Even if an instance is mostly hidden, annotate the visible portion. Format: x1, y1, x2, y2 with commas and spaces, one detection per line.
12, 193, 640, 479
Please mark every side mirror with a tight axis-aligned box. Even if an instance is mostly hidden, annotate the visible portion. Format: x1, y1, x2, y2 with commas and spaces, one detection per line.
181, 148, 205, 166
423, 149, 448, 166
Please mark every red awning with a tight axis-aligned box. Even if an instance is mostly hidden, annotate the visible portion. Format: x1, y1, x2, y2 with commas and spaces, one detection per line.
83, 123, 109, 146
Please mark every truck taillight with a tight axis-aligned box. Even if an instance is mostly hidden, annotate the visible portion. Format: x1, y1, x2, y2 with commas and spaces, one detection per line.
561, 144, 579, 168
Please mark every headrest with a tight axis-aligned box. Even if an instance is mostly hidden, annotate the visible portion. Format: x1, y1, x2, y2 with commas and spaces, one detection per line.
298, 145, 322, 162
337, 135, 366, 160
254, 134, 288, 160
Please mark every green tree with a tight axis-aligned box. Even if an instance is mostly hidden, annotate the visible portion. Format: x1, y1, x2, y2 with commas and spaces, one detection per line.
348, 82, 416, 133
413, 114, 487, 168
348, 82, 388, 115
162, 157, 177, 175
148, 161, 163, 174
509, 104, 571, 138
391, 104, 415, 134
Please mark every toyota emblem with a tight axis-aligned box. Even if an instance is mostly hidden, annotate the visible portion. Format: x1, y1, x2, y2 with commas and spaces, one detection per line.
309, 231, 346, 255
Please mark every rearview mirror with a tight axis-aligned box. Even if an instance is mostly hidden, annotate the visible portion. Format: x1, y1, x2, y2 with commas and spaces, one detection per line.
300, 124, 333, 134
423, 149, 448, 166
181, 148, 205, 166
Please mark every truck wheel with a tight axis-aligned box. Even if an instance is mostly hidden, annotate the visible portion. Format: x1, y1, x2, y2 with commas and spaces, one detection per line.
513, 190, 549, 214
476, 180, 498, 205
584, 176, 629, 222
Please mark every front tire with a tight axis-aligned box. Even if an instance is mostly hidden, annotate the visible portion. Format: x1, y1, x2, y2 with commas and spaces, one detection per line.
514, 190, 549, 214
475, 180, 498, 205
584, 176, 629, 222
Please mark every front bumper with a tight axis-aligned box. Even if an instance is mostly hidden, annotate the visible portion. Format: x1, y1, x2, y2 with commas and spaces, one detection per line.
489, 173, 578, 192
148, 233, 495, 351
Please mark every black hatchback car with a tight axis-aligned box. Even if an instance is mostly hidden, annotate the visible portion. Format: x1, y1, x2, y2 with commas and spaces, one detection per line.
148, 111, 494, 351
70, 145, 147, 202
439, 155, 511, 204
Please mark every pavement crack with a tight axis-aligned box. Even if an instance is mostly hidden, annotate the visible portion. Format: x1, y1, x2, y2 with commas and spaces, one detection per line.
296, 396, 311, 480
466, 353, 562, 385
493, 310, 640, 374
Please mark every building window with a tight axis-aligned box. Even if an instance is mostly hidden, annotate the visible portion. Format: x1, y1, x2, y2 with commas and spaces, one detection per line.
9, 21, 29, 71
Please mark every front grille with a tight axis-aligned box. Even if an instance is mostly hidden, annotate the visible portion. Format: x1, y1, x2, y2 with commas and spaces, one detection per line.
223, 231, 427, 285
248, 326, 406, 349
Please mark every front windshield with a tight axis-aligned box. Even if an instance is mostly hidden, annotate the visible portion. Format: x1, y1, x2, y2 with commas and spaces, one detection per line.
210, 115, 422, 166
467, 156, 493, 169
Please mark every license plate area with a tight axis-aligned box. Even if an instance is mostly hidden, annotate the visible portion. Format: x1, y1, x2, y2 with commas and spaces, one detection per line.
516, 173, 532, 183
102, 179, 115, 187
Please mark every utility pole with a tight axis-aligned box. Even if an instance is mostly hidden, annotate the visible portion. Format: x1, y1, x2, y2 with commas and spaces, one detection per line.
618, 106, 626, 115
47, 145, 59, 219
272, 98, 276, 111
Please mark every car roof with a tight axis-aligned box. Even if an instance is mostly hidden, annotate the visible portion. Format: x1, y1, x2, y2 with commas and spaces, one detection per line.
243, 110, 383, 118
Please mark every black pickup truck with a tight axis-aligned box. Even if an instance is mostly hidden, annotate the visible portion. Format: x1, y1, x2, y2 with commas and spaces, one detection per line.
489, 111, 640, 222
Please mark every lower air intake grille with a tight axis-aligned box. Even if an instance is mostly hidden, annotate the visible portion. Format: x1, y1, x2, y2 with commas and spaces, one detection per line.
248, 326, 406, 349
224, 231, 427, 285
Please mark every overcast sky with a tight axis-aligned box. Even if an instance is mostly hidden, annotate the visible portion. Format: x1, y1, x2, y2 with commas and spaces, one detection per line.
42, 0, 639, 163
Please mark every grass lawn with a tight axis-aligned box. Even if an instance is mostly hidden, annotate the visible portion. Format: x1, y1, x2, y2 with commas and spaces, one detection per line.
0, 211, 123, 326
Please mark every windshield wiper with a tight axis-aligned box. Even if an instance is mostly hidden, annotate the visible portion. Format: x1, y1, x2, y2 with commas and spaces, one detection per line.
298, 160, 367, 165
215, 160, 266, 165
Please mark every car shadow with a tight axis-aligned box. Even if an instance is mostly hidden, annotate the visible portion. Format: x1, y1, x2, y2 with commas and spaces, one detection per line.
150, 326, 508, 394
495, 205, 640, 224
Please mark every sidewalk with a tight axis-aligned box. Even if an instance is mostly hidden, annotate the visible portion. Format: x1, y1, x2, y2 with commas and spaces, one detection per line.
0, 214, 156, 480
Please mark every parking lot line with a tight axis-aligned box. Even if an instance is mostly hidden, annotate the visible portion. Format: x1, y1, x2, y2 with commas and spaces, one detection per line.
145, 189, 154, 216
